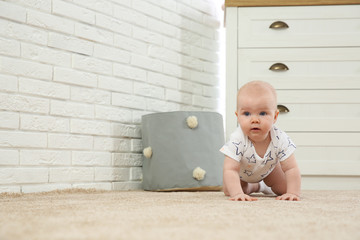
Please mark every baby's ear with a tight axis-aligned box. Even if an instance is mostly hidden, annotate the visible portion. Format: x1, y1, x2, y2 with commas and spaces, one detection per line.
274, 110, 279, 122
235, 111, 238, 117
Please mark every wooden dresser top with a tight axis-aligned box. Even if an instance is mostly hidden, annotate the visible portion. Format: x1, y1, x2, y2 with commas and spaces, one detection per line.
225, 0, 360, 7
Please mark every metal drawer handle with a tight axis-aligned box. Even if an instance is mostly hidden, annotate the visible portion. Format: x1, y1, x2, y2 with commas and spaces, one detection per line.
269, 63, 289, 71
277, 105, 290, 113
269, 21, 289, 29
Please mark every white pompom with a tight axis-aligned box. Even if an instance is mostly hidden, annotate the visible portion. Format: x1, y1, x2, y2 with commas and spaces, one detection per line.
143, 147, 152, 159
193, 167, 206, 181
186, 116, 198, 129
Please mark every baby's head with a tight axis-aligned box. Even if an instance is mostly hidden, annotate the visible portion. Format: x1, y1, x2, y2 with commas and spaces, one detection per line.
236, 81, 278, 113
236, 81, 279, 143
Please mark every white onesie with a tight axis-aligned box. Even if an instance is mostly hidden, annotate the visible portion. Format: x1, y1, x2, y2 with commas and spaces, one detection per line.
220, 125, 296, 183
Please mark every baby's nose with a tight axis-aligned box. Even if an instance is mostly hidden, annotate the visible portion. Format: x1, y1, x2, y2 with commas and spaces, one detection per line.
251, 116, 260, 123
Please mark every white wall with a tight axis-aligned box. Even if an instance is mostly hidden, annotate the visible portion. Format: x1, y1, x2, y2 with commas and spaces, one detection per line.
0, 0, 223, 193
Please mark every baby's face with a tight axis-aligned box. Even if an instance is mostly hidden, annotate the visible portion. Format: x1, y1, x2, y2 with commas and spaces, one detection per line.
236, 87, 278, 144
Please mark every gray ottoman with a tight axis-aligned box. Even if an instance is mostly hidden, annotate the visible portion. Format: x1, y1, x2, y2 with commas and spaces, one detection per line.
141, 111, 225, 191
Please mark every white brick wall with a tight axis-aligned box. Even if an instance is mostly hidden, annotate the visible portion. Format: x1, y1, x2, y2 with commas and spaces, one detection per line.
0, 0, 223, 193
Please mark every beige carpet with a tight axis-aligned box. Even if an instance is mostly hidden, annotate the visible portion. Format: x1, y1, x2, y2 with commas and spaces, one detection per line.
1, 190, 359, 240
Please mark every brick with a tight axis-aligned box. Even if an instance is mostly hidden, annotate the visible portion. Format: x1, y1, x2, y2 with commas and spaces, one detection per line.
0, 111, 19, 129
72, 54, 112, 75
0, 19, 47, 45
165, 89, 192, 104
96, 14, 131, 36
190, 70, 218, 85
202, 37, 220, 51
94, 43, 131, 64
70, 119, 111, 136
146, 98, 180, 112
191, 45, 218, 62
0, 167, 48, 184
0, 56, 52, 80
70, 87, 110, 105
0, 93, 49, 114
147, 72, 178, 89
113, 181, 142, 190
111, 123, 141, 138
0, 37, 20, 57
112, 92, 147, 110
48, 32, 93, 56
15, 0, 51, 12
26, 9, 74, 34
95, 105, 132, 123
21, 42, 71, 67
132, 110, 153, 124
73, 0, 113, 15
50, 100, 94, 119
20, 114, 69, 132
98, 75, 133, 94
177, 3, 203, 22
49, 167, 94, 182
203, 85, 220, 98
114, 34, 147, 55
19, 77, 70, 99
164, 37, 191, 55
72, 151, 111, 166
134, 82, 165, 99
48, 133, 93, 150
147, 17, 178, 37
181, 55, 203, 71
178, 80, 203, 95
148, 45, 180, 65
0, 186, 20, 193
192, 94, 217, 109
163, 62, 191, 79
131, 139, 142, 152
130, 167, 142, 181
52, 0, 95, 24
0, 73, 18, 92
94, 167, 129, 181
20, 150, 71, 165
53, 67, 97, 88
94, 136, 131, 152
113, 153, 143, 167
0, 149, 19, 165
0, 1, 26, 22
131, 54, 162, 72
132, 26, 163, 45
113, 4, 147, 28
132, 0, 162, 19
75, 23, 113, 45
113, 63, 146, 82
0, 131, 47, 148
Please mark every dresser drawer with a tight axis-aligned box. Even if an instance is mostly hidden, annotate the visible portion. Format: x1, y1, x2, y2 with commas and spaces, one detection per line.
276, 103, 360, 132
237, 5, 360, 48
237, 47, 360, 89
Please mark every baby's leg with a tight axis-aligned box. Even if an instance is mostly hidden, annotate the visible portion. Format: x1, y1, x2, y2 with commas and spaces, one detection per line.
263, 162, 287, 195
223, 179, 259, 196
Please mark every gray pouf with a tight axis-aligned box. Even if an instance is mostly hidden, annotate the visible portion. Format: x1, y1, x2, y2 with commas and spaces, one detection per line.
141, 111, 225, 191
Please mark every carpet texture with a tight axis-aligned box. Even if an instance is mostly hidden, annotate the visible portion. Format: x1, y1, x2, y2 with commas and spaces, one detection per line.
1, 190, 359, 240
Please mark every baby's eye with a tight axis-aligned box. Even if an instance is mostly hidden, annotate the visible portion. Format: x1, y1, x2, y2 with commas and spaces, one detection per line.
259, 111, 267, 116
243, 112, 250, 116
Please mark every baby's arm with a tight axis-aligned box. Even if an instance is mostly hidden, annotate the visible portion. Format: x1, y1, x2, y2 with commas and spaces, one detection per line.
223, 156, 257, 201
277, 154, 301, 201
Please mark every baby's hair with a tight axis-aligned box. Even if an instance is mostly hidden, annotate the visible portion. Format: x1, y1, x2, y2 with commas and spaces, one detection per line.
236, 81, 278, 110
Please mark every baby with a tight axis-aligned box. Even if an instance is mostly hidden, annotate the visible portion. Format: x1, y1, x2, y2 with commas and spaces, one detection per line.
220, 81, 301, 201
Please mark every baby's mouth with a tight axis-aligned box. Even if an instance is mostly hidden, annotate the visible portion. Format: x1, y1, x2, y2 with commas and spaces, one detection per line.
251, 127, 260, 131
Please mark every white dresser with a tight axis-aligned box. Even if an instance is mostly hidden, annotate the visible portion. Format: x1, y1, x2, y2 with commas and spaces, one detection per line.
225, 1, 360, 189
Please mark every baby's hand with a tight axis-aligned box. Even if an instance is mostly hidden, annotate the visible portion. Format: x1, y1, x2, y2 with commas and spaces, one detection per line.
229, 193, 258, 201
276, 193, 300, 201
